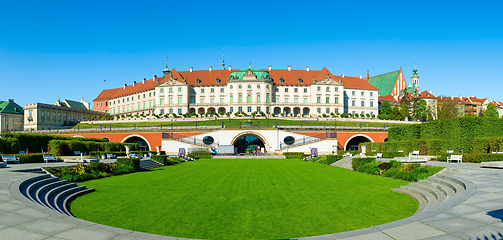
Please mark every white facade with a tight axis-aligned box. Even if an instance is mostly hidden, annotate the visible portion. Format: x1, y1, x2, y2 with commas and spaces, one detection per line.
344, 88, 379, 116
24, 103, 107, 130
0, 113, 23, 133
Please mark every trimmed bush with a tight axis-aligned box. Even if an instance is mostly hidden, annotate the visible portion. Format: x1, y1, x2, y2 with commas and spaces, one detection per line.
45, 162, 134, 182
283, 152, 307, 159
3, 137, 20, 154
116, 158, 141, 172
48, 139, 138, 156
357, 161, 381, 175
436, 153, 503, 163
337, 150, 361, 156
2, 133, 108, 154
89, 151, 128, 158
323, 155, 344, 165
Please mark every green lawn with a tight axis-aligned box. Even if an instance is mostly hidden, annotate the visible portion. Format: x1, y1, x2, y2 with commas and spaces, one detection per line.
72, 118, 409, 129
70, 159, 417, 240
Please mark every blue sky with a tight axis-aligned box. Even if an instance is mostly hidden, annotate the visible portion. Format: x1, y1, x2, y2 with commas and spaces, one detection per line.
1, 0, 502, 107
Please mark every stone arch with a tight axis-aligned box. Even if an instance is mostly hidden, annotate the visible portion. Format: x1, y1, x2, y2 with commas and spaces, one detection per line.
198, 108, 205, 114
230, 131, 270, 153
383, 137, 388, 142
189, 108, 196, 114
274, 107, 281, 115
293, 107, 301, 116
101, 137, 111, 142
303, 107, 310, 116
121, 134, 152, 151
344, 134, 374, 151
284, 107, 291, 115
208, 107, 216, 114
218, 107, 226, 114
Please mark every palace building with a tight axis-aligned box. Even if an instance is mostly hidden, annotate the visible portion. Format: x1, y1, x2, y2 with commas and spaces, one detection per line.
94, 63, 380, 117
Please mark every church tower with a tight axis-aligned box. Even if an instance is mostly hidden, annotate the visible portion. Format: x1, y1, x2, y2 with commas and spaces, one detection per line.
411, 65, 419, 92
163, 57, 170, 77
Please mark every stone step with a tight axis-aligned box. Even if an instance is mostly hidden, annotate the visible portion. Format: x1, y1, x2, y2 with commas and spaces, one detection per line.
411, 182, 447, 210
62, 188, 95, 216
429, 177, 465, 195
139, 159, 164, 170
54, 186, 86, 215
419, 178, 456, 203
393, 188, 428, 215
45, 182, 77, 212
37, 180, 68, 207
401, 185, 438, 212
26, 177, 59, 203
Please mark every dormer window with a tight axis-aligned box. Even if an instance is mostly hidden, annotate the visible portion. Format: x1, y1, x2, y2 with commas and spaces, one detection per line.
426, 93, 430, 97
216, 77, 220, 84
298, 76, 303, 84
197, 77, 201, 84
279, 76, 284, 83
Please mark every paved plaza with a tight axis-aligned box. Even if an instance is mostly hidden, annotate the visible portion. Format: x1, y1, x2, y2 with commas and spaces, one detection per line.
1, 161, 503, 239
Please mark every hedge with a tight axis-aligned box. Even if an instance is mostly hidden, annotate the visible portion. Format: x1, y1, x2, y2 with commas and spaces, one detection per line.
1, 133, 108, 154
151, 155, 185, 165
337, 150, 361, 156
364, 151, 406, 158
116, 158, 140, 172
473, 136, 503, 154
89, 151, 128, 158
435, 153, 503, 163
322, 155, 343, 165
2, 137, 20, 154
283, 152, 307, 159
361, 139, 449, 156
388, 117, 503, 153
189, 152, 213, 159
48, 140, 138, 156
0, 153, 46, 163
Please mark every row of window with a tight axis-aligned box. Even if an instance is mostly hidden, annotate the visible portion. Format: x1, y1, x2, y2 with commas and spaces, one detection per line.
351, 100, 374, 107
160, 87, 183, 93
112, 101, 154, 114
110, 92, 155, 106
160, 108, 183, 114
37, 110, 83, 122
350, 90, 374, 97
159, 97, 183, 106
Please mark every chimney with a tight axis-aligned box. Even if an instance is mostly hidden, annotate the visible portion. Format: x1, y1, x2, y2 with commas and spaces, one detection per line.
133, 81, 136, 87
142, 78, 146, 84
153, 75, 157, 82
429, 90, 432, 94
190, 67, 193, 72
268, 65, 272, 71
123, 84, 127, 89
288, 66, 291, 71
341, 74, 345, 78
209, 66, 212, 72
228, 65, 232, 71
366, 70, 370, 80
306, 66, 309, 71
359, 75, 362, 79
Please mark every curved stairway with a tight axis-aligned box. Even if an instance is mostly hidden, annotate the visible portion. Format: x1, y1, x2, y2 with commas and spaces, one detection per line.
19, 174, 94, 217
393, 173, 470, 216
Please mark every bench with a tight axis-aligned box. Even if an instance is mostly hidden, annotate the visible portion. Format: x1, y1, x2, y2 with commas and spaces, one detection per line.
0, 157, 6, 168
74, 151, 81, 156
412, 150, 420, 155
43, 155, 57, 163
376, 153, 383, 158
2, 155, 19, 164
447, 154, 463, 163
446, 150, 454, 153
106, 153, 116, 159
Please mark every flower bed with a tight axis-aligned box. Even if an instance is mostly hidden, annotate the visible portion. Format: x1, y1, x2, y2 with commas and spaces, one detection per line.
352, 158, 443, 182
44, 161, 136, 182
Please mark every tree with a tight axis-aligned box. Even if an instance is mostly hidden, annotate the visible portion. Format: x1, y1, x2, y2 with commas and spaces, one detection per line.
380, 101, 392, 115
437, 98, 462, 120
414, 99, 428, 121
485, 103, 499, 118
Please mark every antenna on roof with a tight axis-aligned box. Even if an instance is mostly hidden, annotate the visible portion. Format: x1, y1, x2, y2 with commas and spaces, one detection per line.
166, 57, 168, 69
222, 50, 225, 70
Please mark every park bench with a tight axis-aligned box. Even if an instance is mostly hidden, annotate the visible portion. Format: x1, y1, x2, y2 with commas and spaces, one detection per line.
43, 155, 58, 163
2, 156, 19, 164
0, 157, 6, 168
446, 150, 454, 153
447, 154, 463, 163
412, 150, 420, 155
106, 153, 116, 159
376, 153, 383, 158
74, 151, 81, 156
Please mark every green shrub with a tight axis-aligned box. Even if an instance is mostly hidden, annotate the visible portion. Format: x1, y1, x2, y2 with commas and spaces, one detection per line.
337, 150, 361, 156
116, 158, 140, 172
283, 152, 307, 159
378, 162, 392, 171
48, 139, 138, 156
3, 137, 20, 154
2, 133, 108, 154
16, 153, 44, 163
357, 161, 381, 175
322, 155, 343, 165
89, 151, 128, 158
436, 153, 503, 163
351, 157, 375, 171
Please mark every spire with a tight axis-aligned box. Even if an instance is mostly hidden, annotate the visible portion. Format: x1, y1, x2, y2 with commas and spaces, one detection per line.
163, 57, 170, 77
57, 95, 60, 102
222, 50, 225, 70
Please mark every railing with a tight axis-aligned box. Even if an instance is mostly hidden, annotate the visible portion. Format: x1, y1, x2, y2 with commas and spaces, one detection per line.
279, 135, 325, 150
176, 137, 219, 149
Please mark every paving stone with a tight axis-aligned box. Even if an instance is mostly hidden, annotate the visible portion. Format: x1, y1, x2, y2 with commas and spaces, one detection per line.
0, 227, 47, 240
467, 200, 503, 211
476, 192, 503, 200
463, 210, 503, 224
124, 231, 181, 240
462, 196, 489, 204
17, 217, 79, 235
451, 225, 503, 239
13, 208, 50, 218
0, 201, 27, 212
422, 216, 485, 233
444, 204, 484, 216
338, 231, 393, 240
54, 226, 119, 240
477, 187, 503, 193
419, 213, 455, 222
0, 212, 38, 226
421, 234, 462, 239
0, 189, 10, 195
0, 194, 15, 202
383, 222, 445, 240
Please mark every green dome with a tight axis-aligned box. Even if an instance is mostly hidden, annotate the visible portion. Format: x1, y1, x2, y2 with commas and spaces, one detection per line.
229, 68, 270, 81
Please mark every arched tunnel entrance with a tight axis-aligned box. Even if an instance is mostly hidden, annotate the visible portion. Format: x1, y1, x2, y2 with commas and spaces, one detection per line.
124, 136, 151, 151
233, 135, 266, 154
345, 135, 372, 151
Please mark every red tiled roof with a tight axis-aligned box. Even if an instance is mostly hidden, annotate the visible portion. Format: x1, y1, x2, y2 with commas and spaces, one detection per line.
266, 67, 336, 86
340, 76, 378, 90
177, 69, 230, 86
419, 91, 436, 99
468, 96, 487, 103
93, 88, 120, 101
379, 95, 398, 103
109, 77, 164, 99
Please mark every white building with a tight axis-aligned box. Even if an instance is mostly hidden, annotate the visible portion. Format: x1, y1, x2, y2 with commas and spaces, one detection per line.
0, 99, 24, 133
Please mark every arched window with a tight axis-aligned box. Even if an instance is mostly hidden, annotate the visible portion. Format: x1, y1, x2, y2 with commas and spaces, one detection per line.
238, 95, 243, 103
257, 95, 261, 102
230, 95, 233, 103
247, 95, 252, 103
266, 94, 270, 103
